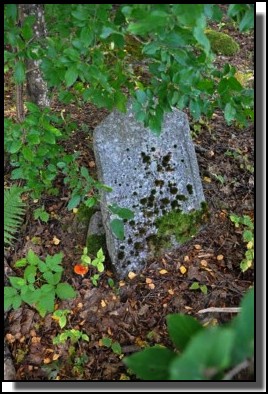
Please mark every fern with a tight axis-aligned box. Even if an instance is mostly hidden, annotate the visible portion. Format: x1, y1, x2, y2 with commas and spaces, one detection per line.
4, 186, 25, 246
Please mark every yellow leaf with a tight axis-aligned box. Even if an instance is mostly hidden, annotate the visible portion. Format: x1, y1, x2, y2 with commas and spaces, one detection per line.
53, 354, 60, 361
52, 236, 60, 245
128, 271, 137, 280
43, 358, 51, 364
217, 254, 224, 261
72, 208, 78, 214
101, 299, 106, 308
194, 244, 202, 250
180, 265, 187, 274
145, 278, 153, 284
119, 281, 125, 287
168, 289, 174, 295
203, 176, 211, 183
200, 260, 208, 267
247, 241, 253, 249
159, 269, 168, 275
148, 283, 155, 289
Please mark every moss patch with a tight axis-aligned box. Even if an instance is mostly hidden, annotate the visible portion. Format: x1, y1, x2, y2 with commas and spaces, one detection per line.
205, 29, 240, 56
77, 203, 95, 224
86, 234, 106, 257
154, 202, 209, 248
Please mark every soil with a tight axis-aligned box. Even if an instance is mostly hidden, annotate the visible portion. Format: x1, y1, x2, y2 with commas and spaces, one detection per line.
4, 11, 254, 381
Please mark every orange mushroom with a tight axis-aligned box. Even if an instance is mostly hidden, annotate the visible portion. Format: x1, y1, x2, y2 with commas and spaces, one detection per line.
74, 264, 89, 276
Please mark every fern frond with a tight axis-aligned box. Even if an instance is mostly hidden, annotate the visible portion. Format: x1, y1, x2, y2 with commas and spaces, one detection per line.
4, 186, 26, 246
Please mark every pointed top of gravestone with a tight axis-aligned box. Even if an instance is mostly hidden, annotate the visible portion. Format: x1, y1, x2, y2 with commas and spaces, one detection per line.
93, 101, 206, 278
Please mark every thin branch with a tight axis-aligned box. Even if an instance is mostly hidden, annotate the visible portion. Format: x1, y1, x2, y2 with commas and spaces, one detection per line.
197, 307, 241, 314
223, 358, 253, 380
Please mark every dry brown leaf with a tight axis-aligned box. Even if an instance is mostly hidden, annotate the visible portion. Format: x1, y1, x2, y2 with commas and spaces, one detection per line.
200, 260, 208, 267
168, 289, 174, 295
119, 281, 125, 287
145, 278, 153, 284
89, 161, 96, 168
194, 244, 202, 250
184, 306, 193, 310
31, 337, 41, 344
77, 303, 83, 309
148, 283, 155, 290
43, 358, 51, 364
128, 271, 137, 280
184, 255, 190, 262
159, 269, 168, 275
5, 334, 16, 344
217, 255, 224, 261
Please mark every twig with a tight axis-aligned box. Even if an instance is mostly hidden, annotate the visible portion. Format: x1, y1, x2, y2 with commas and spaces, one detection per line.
223, 359, 253, 380
197, 307, 241, 314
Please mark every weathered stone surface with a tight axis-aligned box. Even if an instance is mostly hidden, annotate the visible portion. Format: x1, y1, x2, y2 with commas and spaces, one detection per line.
93, 102, 206, 278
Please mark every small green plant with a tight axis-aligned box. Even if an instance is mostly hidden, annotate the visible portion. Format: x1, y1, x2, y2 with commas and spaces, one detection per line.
230, 214, 254, 272
4, 250, 76, 316
72, 353, 89, 376
4, 186, 25, 246
109, 204, 135, 240
189, 282, 208, 295
33, 206, 50, 223
52, 309, 71, 329
225, 149, 254, 174
74, 247, 105, 286
101, 337, 122, 355
212, 173, 225, 185
53, 329, 89, 345
124, 288, 254, 380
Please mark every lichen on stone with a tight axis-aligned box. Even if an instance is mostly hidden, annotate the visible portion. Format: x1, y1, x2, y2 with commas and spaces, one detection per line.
205, 29, 240, 56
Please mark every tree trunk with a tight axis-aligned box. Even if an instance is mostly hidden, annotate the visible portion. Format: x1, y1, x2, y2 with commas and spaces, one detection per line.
19, 4, 50, 108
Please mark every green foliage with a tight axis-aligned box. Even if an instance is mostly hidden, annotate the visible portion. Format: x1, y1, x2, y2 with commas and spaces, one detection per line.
230, 214, 254, 272
53, 329, 89, 345
4, 186, 25, 246
227, 4, 254, 32
52, 309, 71, 329
33, 206, 50, 223
189, 282, 208, 295
109, 204, 134, 240
101, 337, 122, 355
4, 250, 76, 316
124, 288, 254, 380
80, 247, 105, 286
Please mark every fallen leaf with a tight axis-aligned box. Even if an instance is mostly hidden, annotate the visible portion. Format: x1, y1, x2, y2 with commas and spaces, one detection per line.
101, 300, 107, 308
203, 176, 211, 183
89, 161, 95, 168
128, 271, 137, 280
200, 260, 208, 267
159, 269, 168, 275
5, 334, 16, 344
52, 236, 60, 245
217, 255, 224, 261
43, 358, 51, 364
119, 281, 125, 287
145, 278, 153, 284
72, 208, 78, 214
168, 289, 174, 295
148, 283, 155, 289
184, 306, 193, 310
184, 255, 190, 262
194, 244, 202, 250
77, 303, 83, 308
31, 337, 41, 344
247, 241, 253, 249
179, 265, 187, 274
52, 354, 60, 361
163, 303, 168, 308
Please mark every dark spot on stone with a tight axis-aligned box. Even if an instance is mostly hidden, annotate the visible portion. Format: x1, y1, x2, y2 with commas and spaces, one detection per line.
169, 187, 178, 194
157, 164, 163, 172
127, 238, 133, 244
118, 183, 121, 186
187, 184, 193, 194
162, 209, 167, 215
176, 194, 187, 201
133, 192, 137, 196
130, 251, 134, 255
148, 202, 154, 208
155, 180, 164, 187
138, 228, 146, 235
162, 154, 171, 166
126, 148, 130, 152
118, 251, 125, 260
151, 189, 156, 195
129, 220, 135, 226
151, 147, 156, 152
140, 197, 147, 205
134, 242, 142, 250
160, 198, 170, 205
148, 195, 155, 203
154, 208, 159, 214
120, 245, 125, 250
171, 200, 180, 209
181, 159, 184, 163
173, 144, 177, 148
123, 219, 128, 223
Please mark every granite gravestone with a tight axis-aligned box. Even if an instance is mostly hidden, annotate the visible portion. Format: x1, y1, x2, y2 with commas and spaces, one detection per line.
93, 102, 206, 278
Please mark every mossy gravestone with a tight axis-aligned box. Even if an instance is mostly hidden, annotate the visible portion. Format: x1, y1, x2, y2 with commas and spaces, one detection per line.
94, 102, 206, 278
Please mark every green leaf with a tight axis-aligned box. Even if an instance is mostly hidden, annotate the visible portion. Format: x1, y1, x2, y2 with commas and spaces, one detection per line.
109, 204, 134, 220
136, 90, 147, 105
14, 61, 25, 84
34, 207, 49, 223
111, 342, 122, 355
102, 337, 112, 347
100, 27, 116, 39
242, 215, 254, 229
24, 265, 37, 283
59, 316, 67, 329
38, 260, 48, 273
56, 283, 76, 300
43, 271, 61, 285
128, 11, 168, 35
67, 195, 81, 210
36, 291, 55, 315
12, 295, 22, 310
243, 230, 253, 242
9, 276, 26, 289
124, 346, 176, 380
65, 67, 78, 87
166, 314, 203, 351
84, 197, 97, 208
193, 26, 211, 54
96, 262, 104, 273
224, 103, 236, 125
239, 9, 254, 32
200, 285, 208, 295
110, 219, 125, 240
4, 287, 18, 298
14, 258, 27, 268
9, 140, 22, 154
189, 282, 200, 290
169, 327, 235, 380
27, 250, 41, 266
81, 333, 89, 342
22, 146, 34, 161
21, 289, 40, 305
5, 4, 17, 20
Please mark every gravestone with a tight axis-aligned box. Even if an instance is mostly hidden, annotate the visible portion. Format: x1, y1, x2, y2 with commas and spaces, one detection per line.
93, 102, 206, 278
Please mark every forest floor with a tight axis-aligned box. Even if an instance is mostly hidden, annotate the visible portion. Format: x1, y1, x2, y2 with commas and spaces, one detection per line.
4, 18, 254, 381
